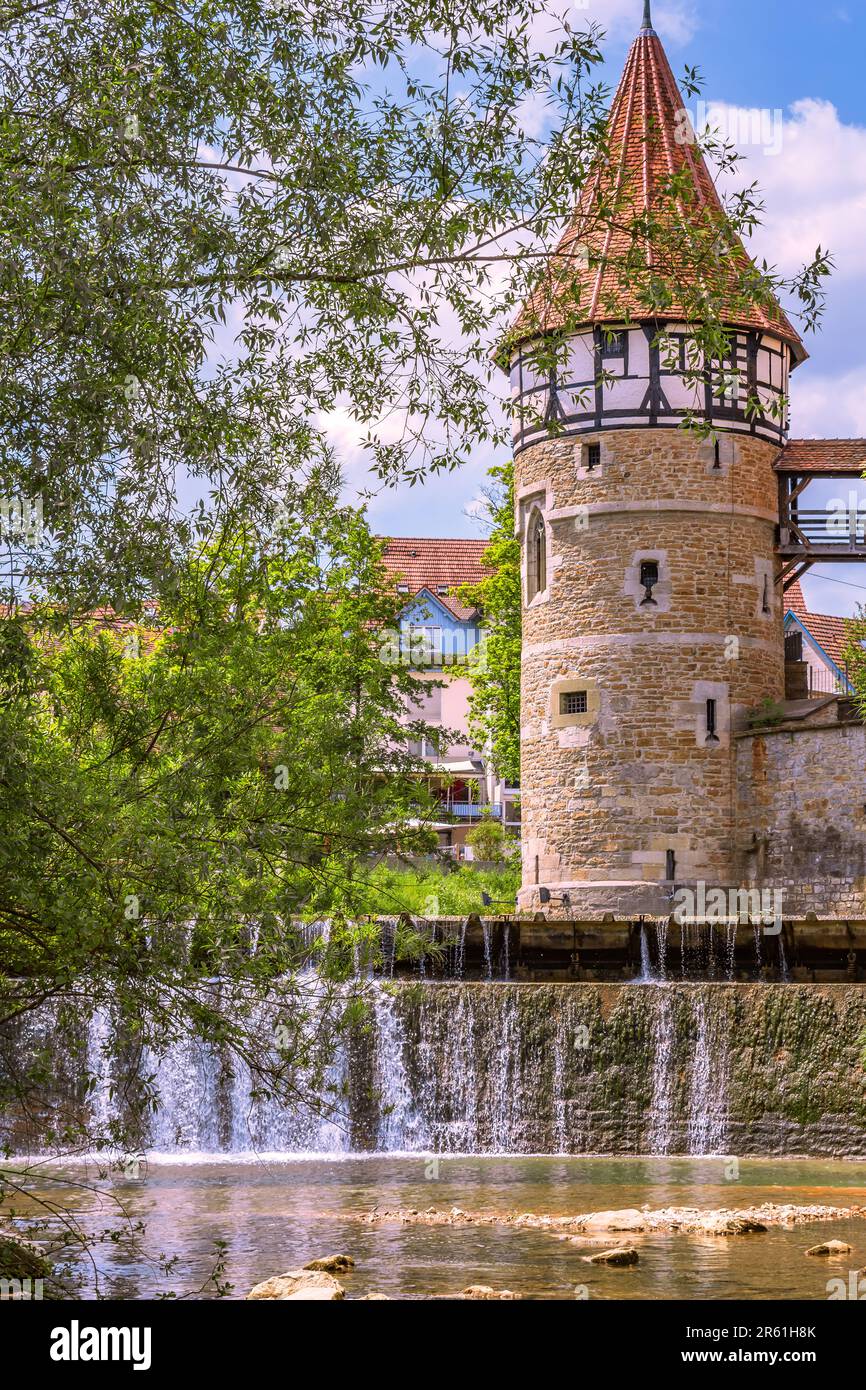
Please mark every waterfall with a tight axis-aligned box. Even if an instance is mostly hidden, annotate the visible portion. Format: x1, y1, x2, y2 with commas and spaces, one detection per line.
644, 987, 676, 1153
686, 989, 730, 1155
5, 982, 865, 1160
481, 923, 493, 979
639, 922, 654, 981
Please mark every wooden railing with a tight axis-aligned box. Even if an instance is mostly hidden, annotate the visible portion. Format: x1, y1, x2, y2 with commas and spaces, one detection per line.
779, 506, 866, 555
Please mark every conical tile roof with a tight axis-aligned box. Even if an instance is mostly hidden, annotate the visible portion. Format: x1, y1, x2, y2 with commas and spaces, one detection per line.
509, 8, 806, 363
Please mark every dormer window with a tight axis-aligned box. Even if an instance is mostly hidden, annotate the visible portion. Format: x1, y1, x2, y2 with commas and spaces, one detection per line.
437, 585, 449, 596
397, 583, 409, 594
527, 511, 547, 602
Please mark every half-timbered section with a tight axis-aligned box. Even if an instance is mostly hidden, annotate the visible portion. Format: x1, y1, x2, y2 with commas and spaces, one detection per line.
511, 325, 792, 452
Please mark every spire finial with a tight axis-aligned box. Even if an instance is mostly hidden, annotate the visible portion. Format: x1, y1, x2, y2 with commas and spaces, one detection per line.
641, 0, 654, 30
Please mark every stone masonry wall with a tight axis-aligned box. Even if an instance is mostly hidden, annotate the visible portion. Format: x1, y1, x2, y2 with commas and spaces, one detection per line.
517, 427, 785, 914
735, 720, 866, 920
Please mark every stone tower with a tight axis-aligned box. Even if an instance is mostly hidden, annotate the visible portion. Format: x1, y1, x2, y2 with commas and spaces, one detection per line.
511, 5, 806, 915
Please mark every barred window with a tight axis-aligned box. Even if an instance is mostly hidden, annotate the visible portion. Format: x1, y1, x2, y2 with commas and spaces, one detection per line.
560, 690, 588, 716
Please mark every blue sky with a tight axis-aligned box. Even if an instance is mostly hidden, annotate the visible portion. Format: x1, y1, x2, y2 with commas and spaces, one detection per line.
362, 0, 866, 618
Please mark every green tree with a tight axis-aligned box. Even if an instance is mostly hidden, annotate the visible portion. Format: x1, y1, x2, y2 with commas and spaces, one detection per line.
466, 816, 512, 865
0, 0, 835, 1286
459, 461, 521, 786
0, 1, 829, 612
0, 488, 437, 1166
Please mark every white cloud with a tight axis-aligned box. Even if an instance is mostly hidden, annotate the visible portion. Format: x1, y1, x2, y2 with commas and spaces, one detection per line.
580, 0, 699, 45
791, 365, 866, 439
707, 97, 866, 281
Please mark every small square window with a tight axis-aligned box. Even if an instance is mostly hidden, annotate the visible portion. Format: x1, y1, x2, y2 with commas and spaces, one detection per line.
397, 583, 409, 594
601, 332, 625, 359
560, 691, 588, 716
437, 585, 449, 595
586, 443, 601, 470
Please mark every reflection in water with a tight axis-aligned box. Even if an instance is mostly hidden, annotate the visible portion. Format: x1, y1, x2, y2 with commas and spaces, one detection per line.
6, 1155, 866, 1300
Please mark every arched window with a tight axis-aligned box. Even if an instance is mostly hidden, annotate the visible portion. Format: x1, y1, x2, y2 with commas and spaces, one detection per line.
527, 511, 547, 602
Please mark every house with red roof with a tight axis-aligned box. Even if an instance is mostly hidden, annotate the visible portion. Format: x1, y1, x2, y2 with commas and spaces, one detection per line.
783, 581, 855, 698
380, 536, 518, 851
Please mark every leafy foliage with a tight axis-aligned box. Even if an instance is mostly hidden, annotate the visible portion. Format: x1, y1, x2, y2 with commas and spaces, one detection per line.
465, 816, 513, 864
458, 461, 521, 785
0, 496, 437, 1162
0, 1, 830, 611
353, 861, 519, 917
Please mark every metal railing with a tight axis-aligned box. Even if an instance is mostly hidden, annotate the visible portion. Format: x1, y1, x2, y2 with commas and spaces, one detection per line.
440, 801, 503, 820
808, 663, 853, 698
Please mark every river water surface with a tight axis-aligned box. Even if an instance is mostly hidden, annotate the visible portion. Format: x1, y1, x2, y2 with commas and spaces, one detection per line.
6, 1155, 866, 1300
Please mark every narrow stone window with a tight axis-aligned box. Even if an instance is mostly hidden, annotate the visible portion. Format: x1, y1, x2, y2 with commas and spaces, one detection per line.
526, 511, 547, 602
712, 439, 722, 470
665, 849, 677, 881
560, 690, 588, 716
762, 574, 772, 615
586, 442, 601, 470
705, 698, 719, 744
640, 560, 659, 606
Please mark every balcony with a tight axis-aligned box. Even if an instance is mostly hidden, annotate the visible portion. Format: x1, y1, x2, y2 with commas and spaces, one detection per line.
775, 448, 866, 589
778, 507, 866, 560
437, 801, 502, 820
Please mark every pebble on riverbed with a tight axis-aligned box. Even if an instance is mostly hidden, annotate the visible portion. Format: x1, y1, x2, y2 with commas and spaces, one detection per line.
460, 1286, 522, 1299
356, 1203, 860, 1238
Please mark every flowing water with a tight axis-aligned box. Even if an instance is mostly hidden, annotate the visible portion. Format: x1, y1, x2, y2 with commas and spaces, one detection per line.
5, 956, 866, 1299
6, 981, 866, 1159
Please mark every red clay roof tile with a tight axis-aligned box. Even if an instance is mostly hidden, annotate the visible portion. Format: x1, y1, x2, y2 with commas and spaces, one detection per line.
509, 26, 805, 361
379, 537, 491, 620
775, 440, 866, 474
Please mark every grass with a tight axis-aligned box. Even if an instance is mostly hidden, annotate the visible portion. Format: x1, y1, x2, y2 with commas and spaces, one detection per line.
355, 861, 520, 917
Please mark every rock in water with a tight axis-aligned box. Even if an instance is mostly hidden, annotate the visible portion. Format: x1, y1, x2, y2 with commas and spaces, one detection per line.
580, 1209, 646, 1233
247, 1270, 345, 1300
584, 1248, 640, 1266
699, 1215, 767, 1236
805, 1240, 852, 1257
460, 1286, 522, 1299
303, 1255, 355, 1273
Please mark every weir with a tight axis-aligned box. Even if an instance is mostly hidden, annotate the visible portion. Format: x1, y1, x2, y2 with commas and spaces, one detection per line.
366, 916, 866, 982
7, 977, 866, 1161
